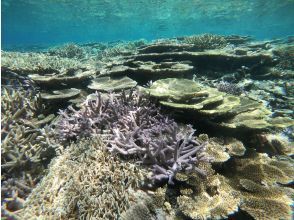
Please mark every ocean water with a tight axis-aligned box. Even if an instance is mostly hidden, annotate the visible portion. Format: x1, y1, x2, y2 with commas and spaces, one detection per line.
1, 1, 294, 220
2, 0, 294, 48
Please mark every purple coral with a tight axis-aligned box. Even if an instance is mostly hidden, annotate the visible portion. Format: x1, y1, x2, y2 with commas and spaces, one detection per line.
56, 90, 212, 184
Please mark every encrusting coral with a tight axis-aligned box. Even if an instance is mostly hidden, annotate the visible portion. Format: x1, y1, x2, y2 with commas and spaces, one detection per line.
21, 137, 147, 219
56, 90, 212, 184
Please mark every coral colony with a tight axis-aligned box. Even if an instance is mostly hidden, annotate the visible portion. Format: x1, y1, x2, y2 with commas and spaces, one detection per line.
57, 90, 212, 184
2, 33, 294, 219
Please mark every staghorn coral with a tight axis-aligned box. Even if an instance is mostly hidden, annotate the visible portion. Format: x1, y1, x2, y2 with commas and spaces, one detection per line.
21, 137, 147, 219
183, 34, 227, 50
1, 87, 60, 219
1, 51, 87, 74
56, 90, 212, 184
1, 88, 58, 172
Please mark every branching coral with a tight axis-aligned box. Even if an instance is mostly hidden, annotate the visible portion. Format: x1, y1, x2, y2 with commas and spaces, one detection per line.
1, 51, 86, 74
1, 87, 60, 219
48, 43, 86, 59
1, 88, 57, 172
56, 90, 212, 184
21, 137, 147, 219
183, 34, 227, 50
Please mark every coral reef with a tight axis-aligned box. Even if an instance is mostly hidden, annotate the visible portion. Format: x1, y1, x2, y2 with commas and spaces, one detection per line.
272, 44, 294, 69
251, 133, 294, 156
21, 137, 147, 219
230, 151, 294, 185
48, 43, 86, 59
2, 35, 294, 220
1, 51, 87, 74
183, 34, 227, 50
121, 189, 168, 220
96, 40, 146, 61
56, 90, 212, 184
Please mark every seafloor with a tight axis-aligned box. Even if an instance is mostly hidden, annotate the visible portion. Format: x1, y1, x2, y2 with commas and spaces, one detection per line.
1, 34, 294, 220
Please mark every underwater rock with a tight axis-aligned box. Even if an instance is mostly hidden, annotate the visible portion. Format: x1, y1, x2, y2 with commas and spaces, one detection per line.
88, 76, 137, 92
40, 88, 81, 102
29, 69, 95, 88
22, 137, 147, 219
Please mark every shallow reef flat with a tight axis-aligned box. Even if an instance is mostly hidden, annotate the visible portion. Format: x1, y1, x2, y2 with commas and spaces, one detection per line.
1, 34, 293, 220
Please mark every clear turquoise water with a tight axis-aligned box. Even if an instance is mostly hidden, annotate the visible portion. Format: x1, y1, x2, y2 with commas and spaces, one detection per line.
2, 0, 294, 49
